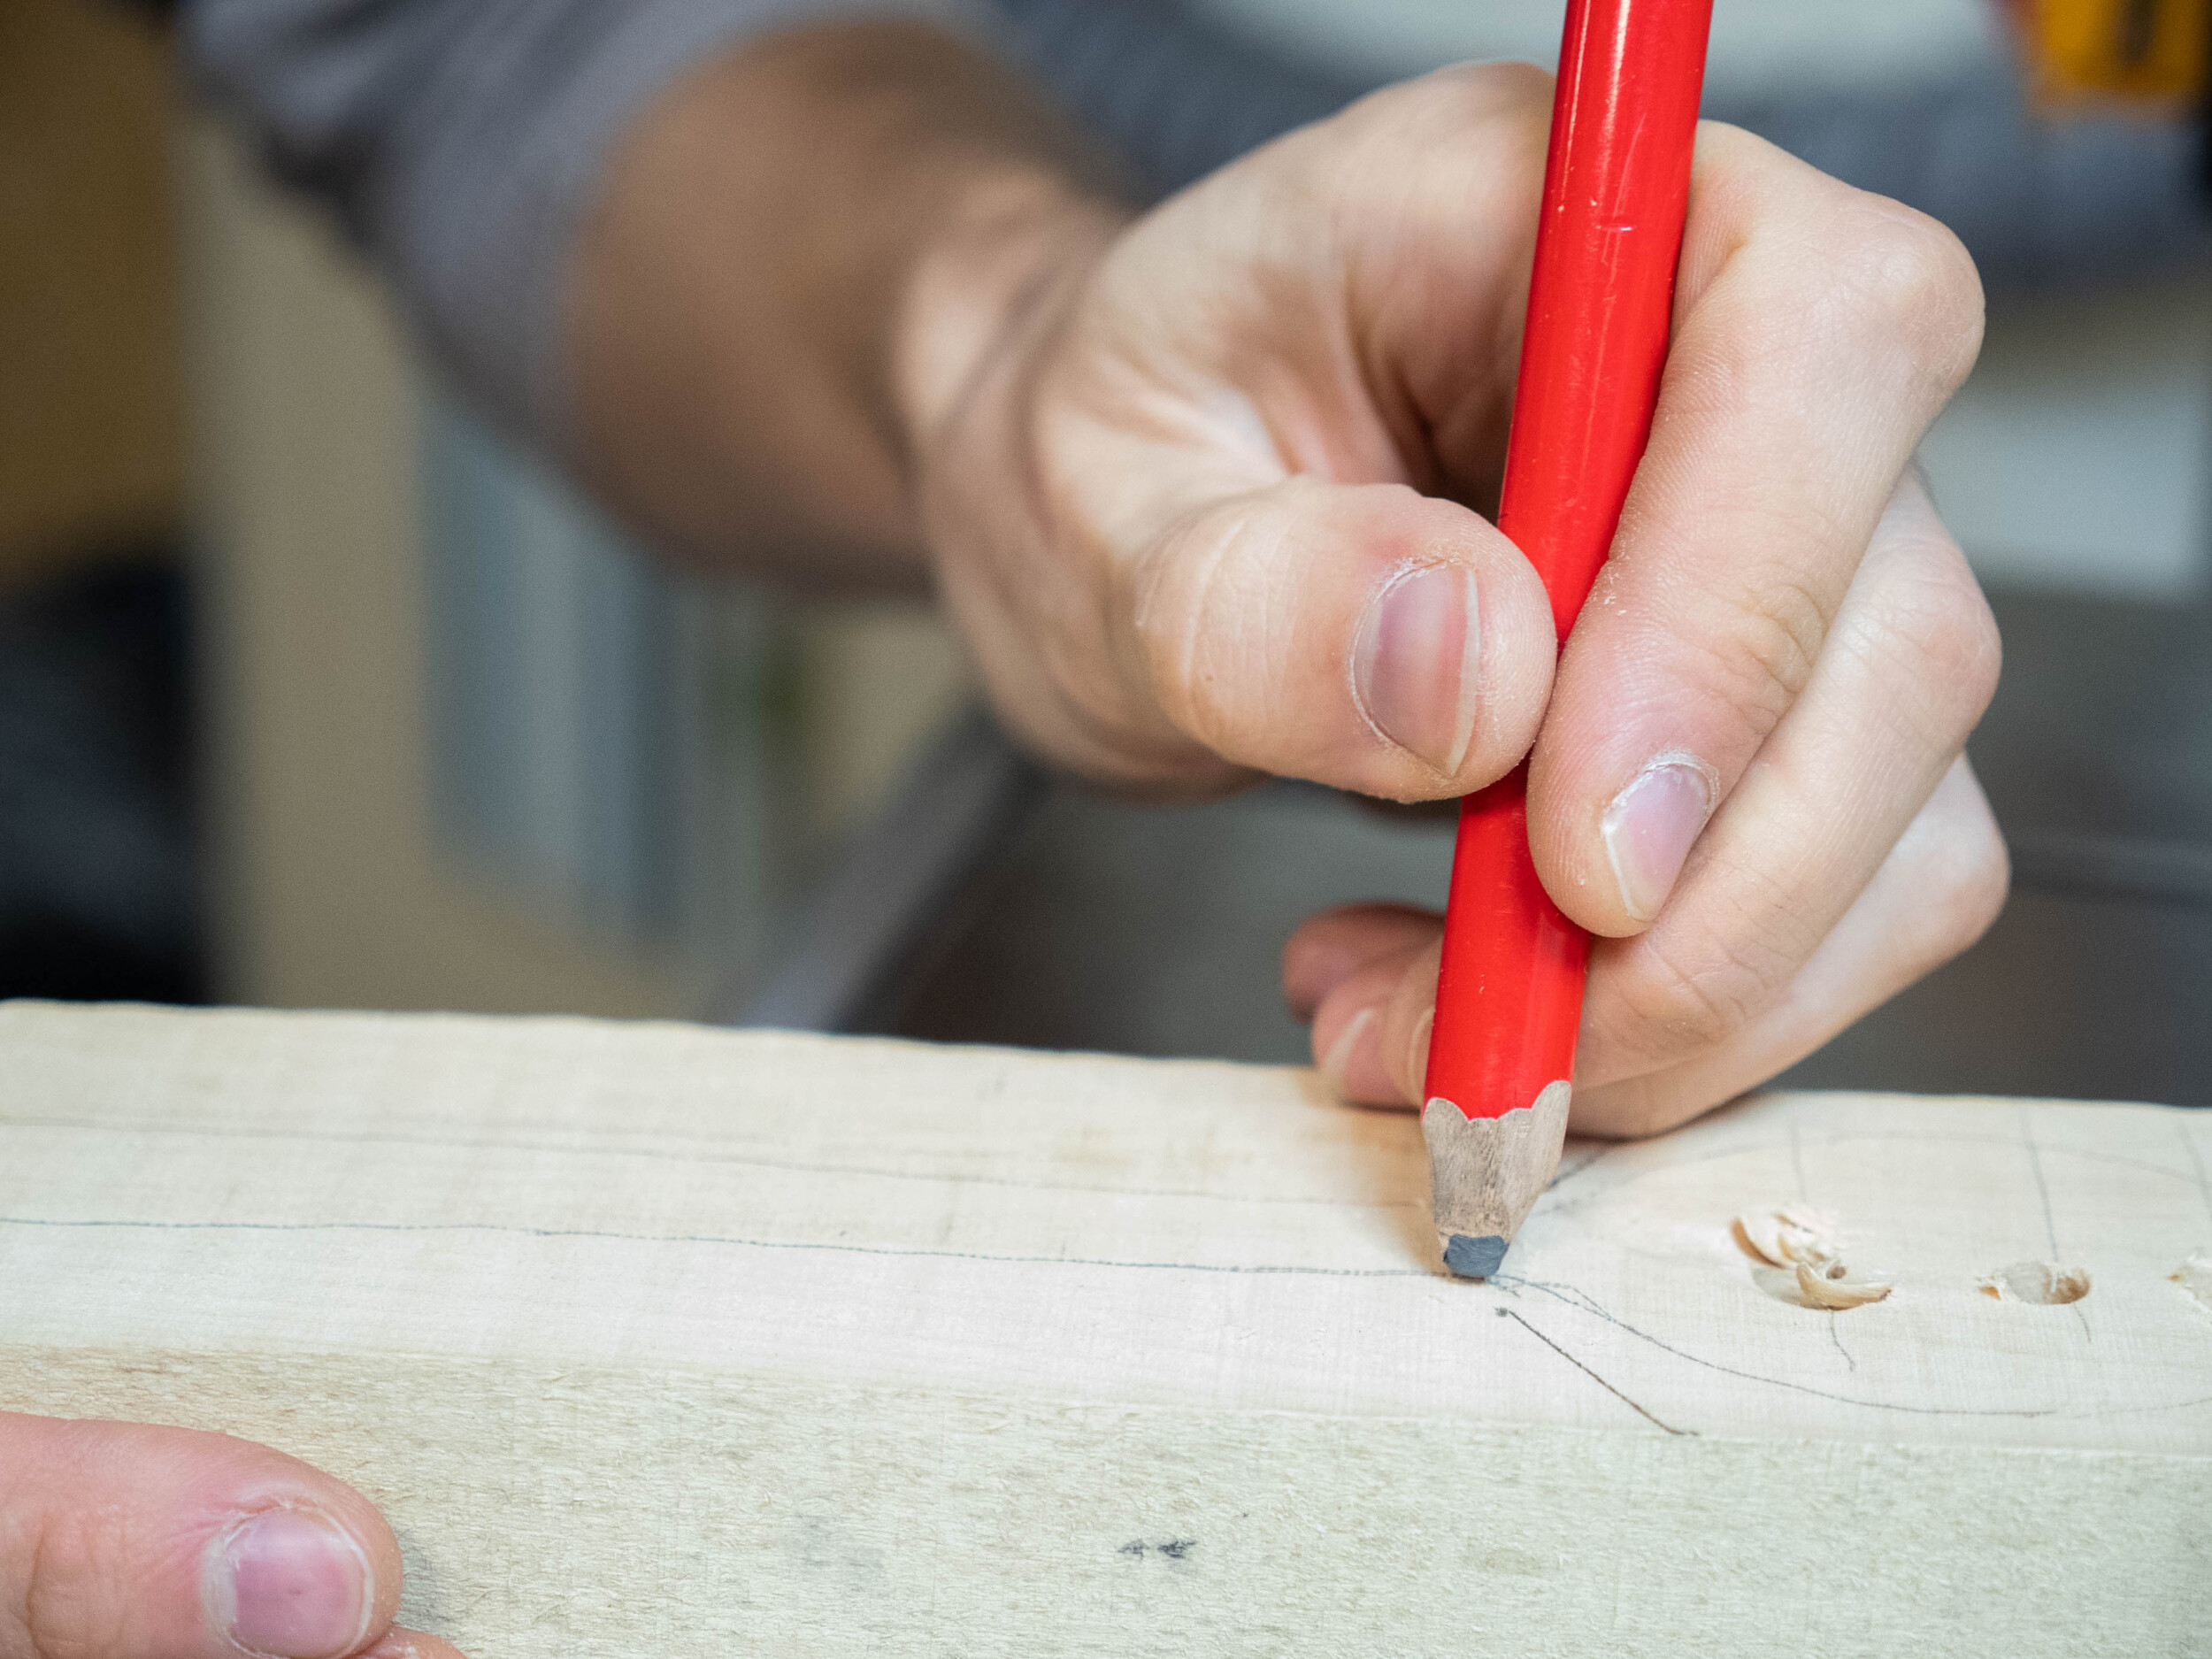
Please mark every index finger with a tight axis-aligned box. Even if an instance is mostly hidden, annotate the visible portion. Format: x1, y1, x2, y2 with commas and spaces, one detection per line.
1526, 125, 1984, 934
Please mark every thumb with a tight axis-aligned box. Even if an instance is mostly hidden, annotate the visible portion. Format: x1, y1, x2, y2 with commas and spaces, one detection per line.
1125, 476, 1555, 799
0, 1412, 464, 1659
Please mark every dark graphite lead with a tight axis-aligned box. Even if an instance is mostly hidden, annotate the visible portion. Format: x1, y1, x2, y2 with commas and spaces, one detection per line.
1444, 1233, 1509, 1280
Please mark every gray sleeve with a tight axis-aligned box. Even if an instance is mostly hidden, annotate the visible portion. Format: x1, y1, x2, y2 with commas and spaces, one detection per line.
183, 0, 2210, 452
990, 0, 2211, 290
181, 0, 971, 447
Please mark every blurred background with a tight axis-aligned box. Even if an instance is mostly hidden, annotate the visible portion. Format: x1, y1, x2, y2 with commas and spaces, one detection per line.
4, 0, 2208, 1102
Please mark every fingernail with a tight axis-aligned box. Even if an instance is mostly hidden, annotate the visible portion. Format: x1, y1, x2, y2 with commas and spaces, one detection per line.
208, 1508, 373, 1658
1354, 563, 1481, 777
1601, 757, 1715, 922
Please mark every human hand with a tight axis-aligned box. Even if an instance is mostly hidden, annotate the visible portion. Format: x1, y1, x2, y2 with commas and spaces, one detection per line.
898, 64, 2005, 1134
0, 1412, 460, 1659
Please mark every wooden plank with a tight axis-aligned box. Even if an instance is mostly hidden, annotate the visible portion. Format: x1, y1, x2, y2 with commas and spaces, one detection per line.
3, 1001, 2208, 1655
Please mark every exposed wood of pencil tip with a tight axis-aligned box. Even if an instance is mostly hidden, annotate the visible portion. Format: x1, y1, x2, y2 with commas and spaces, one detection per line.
1423, 1081, 1572, 1279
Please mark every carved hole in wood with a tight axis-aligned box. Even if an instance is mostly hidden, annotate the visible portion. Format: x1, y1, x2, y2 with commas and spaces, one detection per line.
1978, 1262, 2093, 1304
2174, 1248, 2212, 1311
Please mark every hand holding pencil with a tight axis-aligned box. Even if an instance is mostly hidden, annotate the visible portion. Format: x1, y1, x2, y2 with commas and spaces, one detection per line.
1420, 0, 1717, 1277
580, 0, 2002, 1179
1275, 67, 1999, 1169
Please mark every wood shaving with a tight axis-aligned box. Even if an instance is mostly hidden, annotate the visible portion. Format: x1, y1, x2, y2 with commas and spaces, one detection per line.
1735, 1205, 1891, 1310
1731, 1203, 1840, 1269
1794, 1259, 1893, 1310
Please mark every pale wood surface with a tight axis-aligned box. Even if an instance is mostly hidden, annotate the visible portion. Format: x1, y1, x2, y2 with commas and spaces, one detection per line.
4, 1002, 2208, 1655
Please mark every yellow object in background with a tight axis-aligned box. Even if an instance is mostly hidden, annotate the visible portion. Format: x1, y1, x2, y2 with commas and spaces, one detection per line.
0, 0, 183, 592
2016, 0, 2211, 109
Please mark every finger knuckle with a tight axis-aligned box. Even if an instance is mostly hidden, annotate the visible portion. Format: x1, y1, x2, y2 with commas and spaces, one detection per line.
1926, 581, 2002, 720
981, 495, 1236, 789
1832, 201, 1985, 395
1913, 801, 2011, 969
1674, 557, 1831, 735
1900, 575, 2002, 735
1742, 565, 1830, 698
1953, 826, 2011, 952
1133, 502, 1268, 754
1844, 547, 2002, 746
1604, 912, 1801, 1065
1456, 58, 1555, 109
1401, 59, 1554, 124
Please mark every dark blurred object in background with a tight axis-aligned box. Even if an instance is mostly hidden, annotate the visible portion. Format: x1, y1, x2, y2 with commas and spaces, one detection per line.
1, 0, 197, 1002
0, 558, 204, 1003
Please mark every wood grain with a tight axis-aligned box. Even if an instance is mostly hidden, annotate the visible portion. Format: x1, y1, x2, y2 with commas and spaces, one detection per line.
3, 1002, 2207, 1655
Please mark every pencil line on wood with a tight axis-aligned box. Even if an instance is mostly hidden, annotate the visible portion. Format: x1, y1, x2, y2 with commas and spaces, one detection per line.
2021, 1115, 2093, 1339
21, 1116, 2193, 1220
1497, 1273, 2074, 1419
0, 1118, 1417, 1211
2023, 1114, 2062, 1260
2182, 1117, 2212, 1232
0, 1215, 1429, 1279
1538, 1128, 2206, 1219
1499, 1310, 1693, 1436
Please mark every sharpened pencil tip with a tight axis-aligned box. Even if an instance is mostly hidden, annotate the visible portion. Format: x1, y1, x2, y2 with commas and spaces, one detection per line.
1442, 1233, 1509, 1279
1421, 1084, 1571, 1279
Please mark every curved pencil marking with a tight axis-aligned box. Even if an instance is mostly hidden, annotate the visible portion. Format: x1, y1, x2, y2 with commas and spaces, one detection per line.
1494, 1272, 2212, 1421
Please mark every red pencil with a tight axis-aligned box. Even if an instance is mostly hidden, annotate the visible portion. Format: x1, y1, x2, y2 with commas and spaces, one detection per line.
1423, 0, 1714, 1279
